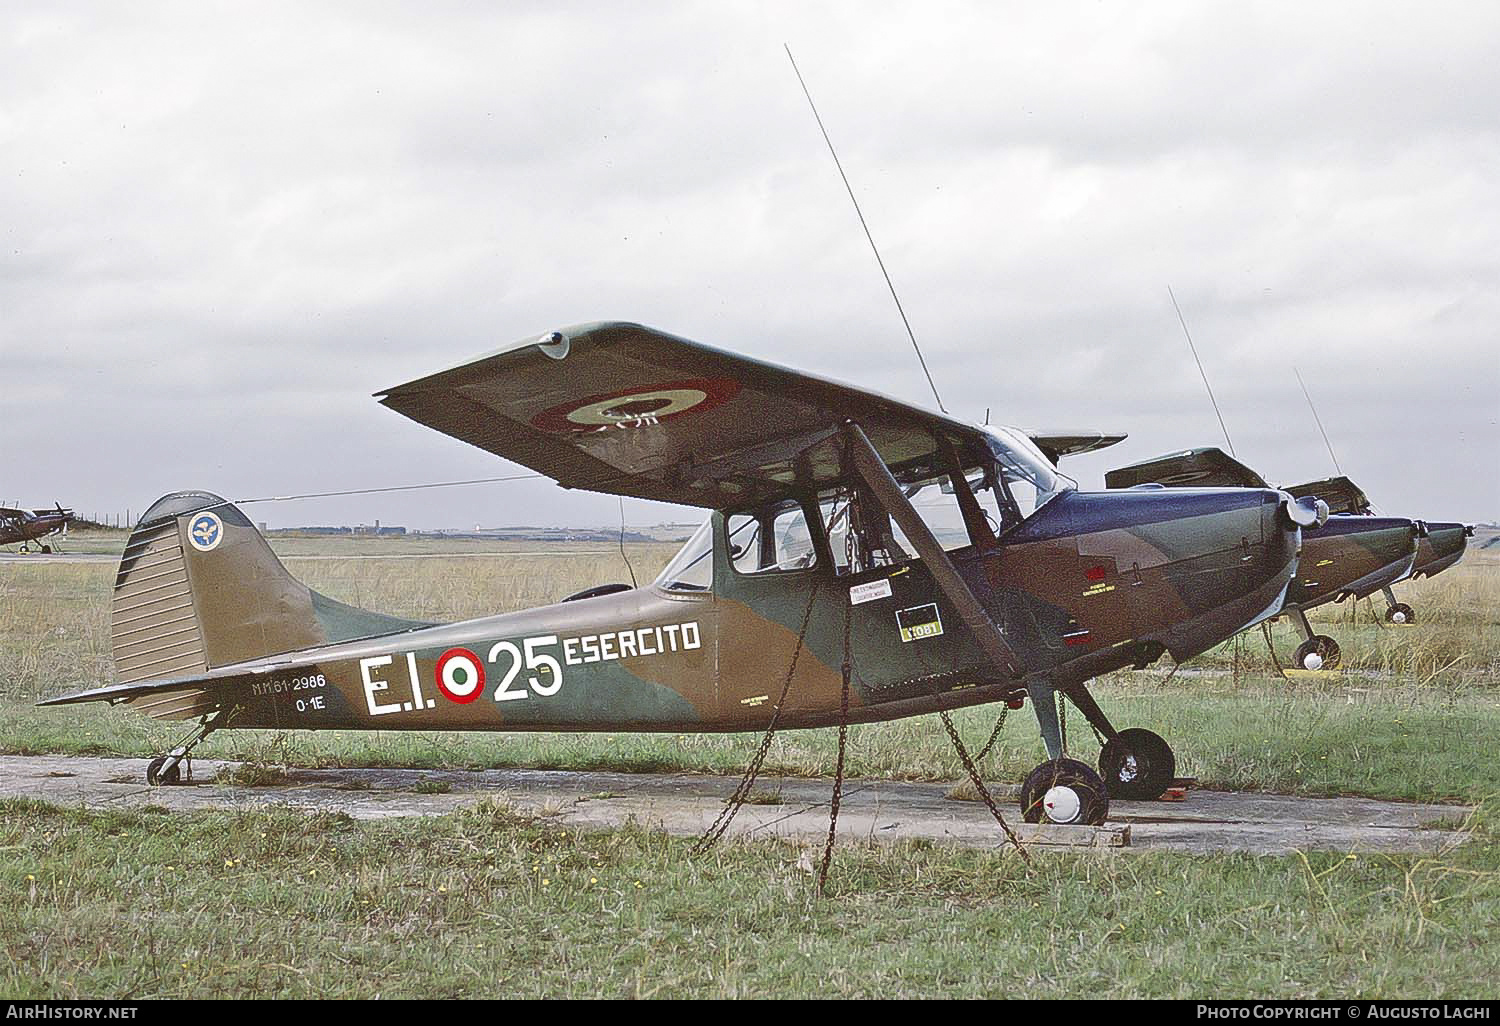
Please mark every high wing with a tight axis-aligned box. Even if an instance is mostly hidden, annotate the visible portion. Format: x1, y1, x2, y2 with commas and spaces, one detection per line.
1027, 430, 1128, 466
1105, 447, 1272, 490
1285, 476, 1372, 516
378, 321, 998, 508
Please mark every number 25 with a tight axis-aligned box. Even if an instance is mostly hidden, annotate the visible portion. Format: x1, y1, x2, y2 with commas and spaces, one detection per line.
488, 636, 562, 701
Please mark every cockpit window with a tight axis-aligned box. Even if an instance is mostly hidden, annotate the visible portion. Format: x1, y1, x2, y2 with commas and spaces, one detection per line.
982, 425, 1072, 521
728, 501, 818, 574
888, 475, 988, 554
655, 519, 714, 591
818, 468, 1000, 575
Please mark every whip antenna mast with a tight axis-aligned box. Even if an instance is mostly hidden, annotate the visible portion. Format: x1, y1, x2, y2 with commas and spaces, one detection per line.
1294, 366, 1343, 476
1167, 285, 1235, 457
786, 45, 948, 414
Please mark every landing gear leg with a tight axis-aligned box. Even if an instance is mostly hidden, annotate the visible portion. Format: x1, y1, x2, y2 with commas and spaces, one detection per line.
1288, 608, 1341, 670
1026, 677, 1063, 760
1382, 586, 1415, 625
146, 708, 230, 786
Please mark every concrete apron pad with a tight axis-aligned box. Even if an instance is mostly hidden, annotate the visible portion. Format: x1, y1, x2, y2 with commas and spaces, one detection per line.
0, 754, 1472, 857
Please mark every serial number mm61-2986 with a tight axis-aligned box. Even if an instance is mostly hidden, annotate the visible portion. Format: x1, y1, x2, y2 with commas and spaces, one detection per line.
250, 674, 328, 698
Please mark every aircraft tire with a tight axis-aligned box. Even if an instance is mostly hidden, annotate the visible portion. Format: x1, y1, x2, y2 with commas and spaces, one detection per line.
1385, 603, 1415, 625
40, 544, 51, 554
1292, 636, 1341, 671
1098, 728, 1176, 800
1020, 758, 1108, 825
146, 757, 181, 787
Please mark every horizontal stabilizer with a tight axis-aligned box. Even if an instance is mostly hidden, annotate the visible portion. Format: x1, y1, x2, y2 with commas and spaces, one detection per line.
37, 675, 227, 708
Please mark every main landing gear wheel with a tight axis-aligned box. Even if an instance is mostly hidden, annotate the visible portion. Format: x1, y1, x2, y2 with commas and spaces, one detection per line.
1292, 635, 1341, 670
1385, 602, 1416, 625
1020, 758, 1109, 825
146, 757, 181, 786
1098, 728, 1176, 801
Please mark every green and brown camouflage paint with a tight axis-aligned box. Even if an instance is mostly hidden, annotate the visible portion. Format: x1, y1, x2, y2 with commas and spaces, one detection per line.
49, 483, 1299, 736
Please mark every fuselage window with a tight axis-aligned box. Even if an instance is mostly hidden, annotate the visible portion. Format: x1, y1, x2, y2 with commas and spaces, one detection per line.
818, 489, 905, 575
818, 466, 1003, 575
890, 475, 978, 554
728, 502, 817, 574
982, 426, 1072, 523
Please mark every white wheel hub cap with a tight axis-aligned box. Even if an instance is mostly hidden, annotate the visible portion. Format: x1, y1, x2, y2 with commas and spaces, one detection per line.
1303, 652, 1324, 671
1043, 785, 1082, 824
1118, 754, 1139, 783
1392, 611, 1407, 624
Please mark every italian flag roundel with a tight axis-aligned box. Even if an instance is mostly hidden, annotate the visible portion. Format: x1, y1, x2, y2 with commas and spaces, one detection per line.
435, 648, 485, 704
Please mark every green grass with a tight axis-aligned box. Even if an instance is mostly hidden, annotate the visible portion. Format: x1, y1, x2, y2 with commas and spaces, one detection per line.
2, 798, 1496, 998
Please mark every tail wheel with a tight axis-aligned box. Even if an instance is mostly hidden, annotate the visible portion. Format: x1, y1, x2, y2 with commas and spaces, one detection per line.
1385, 602, 1415, 625
1021, 758, 1109, 825
1098, 728, 1176, 800
146, 757, 181, 787
1292, 635, 1341, 670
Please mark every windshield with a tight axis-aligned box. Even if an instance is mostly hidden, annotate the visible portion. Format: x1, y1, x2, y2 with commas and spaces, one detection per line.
655, 518, 715, 591
983, 425, 1073, 519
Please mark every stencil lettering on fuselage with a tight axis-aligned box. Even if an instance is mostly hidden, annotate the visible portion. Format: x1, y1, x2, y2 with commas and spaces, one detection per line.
360, 621, 702, 716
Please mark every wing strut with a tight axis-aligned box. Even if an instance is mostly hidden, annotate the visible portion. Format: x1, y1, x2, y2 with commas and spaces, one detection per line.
842, 422, 1023, 678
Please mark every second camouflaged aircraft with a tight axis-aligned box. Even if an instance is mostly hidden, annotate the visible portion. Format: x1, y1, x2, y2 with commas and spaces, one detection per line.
42, 323, 1328, 826
1106, 447, 1469, 669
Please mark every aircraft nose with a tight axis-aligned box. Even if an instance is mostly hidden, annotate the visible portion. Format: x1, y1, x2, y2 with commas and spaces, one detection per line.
1416, 521, 1472, 577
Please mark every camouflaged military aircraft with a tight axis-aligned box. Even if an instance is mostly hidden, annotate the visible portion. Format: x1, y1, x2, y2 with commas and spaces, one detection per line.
41, 323, 1329, 826
1283, 475, 1474, 626
1103, 447, 1456, 670
0, 503, 73, 553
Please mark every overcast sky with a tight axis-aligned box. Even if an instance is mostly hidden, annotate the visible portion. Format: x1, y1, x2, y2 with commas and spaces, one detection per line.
4, 1, 1497, 531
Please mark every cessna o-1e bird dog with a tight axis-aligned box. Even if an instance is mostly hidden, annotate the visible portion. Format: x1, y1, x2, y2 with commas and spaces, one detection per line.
42, 323, 1329, 826
1282, 475, 1473, 626
1104, 447, 1468, 670
0, 503, 73, 553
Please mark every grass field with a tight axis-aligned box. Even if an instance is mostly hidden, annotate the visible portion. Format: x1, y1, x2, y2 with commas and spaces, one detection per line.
1, 797, 1495, 998
2, 529, 1498, 997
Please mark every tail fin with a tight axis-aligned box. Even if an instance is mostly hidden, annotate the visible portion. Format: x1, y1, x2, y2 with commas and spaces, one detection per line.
112, 492, 428, 693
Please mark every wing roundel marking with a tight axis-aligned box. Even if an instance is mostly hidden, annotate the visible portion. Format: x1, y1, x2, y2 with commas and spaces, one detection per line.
530, 377, 741, 433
